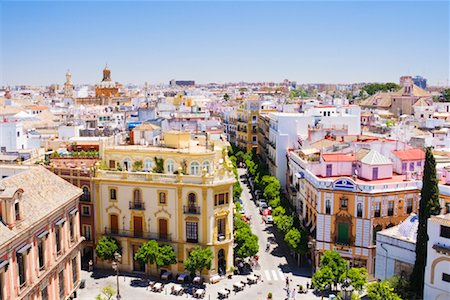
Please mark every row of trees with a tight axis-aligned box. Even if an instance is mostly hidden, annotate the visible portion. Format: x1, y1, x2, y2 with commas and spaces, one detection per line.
95, 237, 213, 277
361, 82, 401, 96
236, 149, 309, 262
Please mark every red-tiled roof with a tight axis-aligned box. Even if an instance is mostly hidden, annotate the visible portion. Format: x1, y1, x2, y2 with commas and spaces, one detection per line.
392, 149, 425, 160
322, 153, 356, 162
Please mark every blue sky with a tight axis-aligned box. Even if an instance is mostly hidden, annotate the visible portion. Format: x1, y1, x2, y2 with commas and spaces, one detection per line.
0, 1, 448, 85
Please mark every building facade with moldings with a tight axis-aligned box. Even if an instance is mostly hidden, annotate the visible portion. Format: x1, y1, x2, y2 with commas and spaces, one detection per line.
94, 131, 235, 277
287, 144, 422, 275
0, 165, 82, 300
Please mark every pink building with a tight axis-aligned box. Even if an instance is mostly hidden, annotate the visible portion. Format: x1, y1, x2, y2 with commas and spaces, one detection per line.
0, 166, 82, 300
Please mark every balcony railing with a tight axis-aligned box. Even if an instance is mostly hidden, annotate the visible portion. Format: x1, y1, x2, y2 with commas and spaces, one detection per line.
183, 205, 201, 214
104, 227, 172, 242
129, 201, 145, 210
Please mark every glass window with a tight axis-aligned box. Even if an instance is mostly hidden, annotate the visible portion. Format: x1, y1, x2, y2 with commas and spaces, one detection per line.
202, 161, 210, 174
15, 202, 20, 220
325, 200, 331, 214
417, 161, 422, 167
409, 162, 414, 171
133, 189, 141, 203
110, 188, 117, 201
55, 226, 62, 255
166, 160, 175, 173
340, 197, 348, 209
388, 201, 394, 216
186, 222, 198, 243
38, 239, 46, 269
144, 159, 152, 172
82, 225, 91, 241
17, 253, 26, 287
440, 225, 450, 238
374, 203, 381, 217
58, 270, 65, 300
190, 162, 200, 175
72, 257, 78, 284
357, 203, 363, 218
407, 199, 413, 213
214, 193, 229, 206
69, 215, 75, 241
41, 286, 48, 300
159, 192, 166, 205
81, 206, 90, 216
402, 163, 407, 173
217, 218, 226, 237
81, 187, 90, 202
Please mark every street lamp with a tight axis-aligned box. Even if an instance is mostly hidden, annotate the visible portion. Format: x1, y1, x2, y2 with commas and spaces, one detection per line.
112, 252, 122, 299
341, 262, 353, 300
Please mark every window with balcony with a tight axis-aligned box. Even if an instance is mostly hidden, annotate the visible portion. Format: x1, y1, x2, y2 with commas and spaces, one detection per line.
357, 203, 363, 218
55, 226, 62, 255
110, 188, 117, 201
325, 200, 331, 214
388, 201, 394, 216
374, 203, 381, 217
340, 197, 348, 210
186, 222, 198, 243
41, 286, 48, 300
217, 218, 226, 241
17, 253, 26, 288
214, 193, 229, 206
38, 238, 45, 270
407, 199, 413, 213
58, 270, 65, 300
81, 187, 90, 202
82, 225, 92, 241
72, 257, 78, 284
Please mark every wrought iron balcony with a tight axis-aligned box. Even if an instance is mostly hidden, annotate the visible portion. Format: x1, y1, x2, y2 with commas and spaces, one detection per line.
104, 227, 171, 242
183, 205, 201, 214
129, 201, 145, 210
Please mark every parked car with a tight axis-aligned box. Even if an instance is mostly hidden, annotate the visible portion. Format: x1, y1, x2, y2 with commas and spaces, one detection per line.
259, 202, 268, 214
264, 215, 273, 224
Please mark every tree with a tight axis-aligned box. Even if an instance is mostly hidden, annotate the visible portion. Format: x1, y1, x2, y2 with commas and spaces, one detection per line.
184, 247, 213, 276
312, 266, 334, 299
441, 88, 450, 102
152, 157, 164, 173
411, 147, 440, 297
134, 240, 176, 272
284, 228, 302, 253
289, 88, 309, 99
342, 267, 368, 292
272, 205, 285, 217
263, 182, 281, 201
268, 196, 280, 208
362, 83, 401, 96
367, 281, 402, 300
133, 160, 143, 171
275, 214, 293, 233
235, 230, 259, 258
95, 286, 116, 300
319, 250, 347, 287
95, 237, 121, 261
223, 93, 230, 101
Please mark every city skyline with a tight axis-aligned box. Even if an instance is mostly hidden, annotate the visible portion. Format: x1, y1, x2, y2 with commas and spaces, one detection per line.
1, 1, 449, 86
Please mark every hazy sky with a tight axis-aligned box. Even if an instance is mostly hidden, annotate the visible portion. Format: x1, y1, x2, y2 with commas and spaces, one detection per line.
1, 1, 449, 86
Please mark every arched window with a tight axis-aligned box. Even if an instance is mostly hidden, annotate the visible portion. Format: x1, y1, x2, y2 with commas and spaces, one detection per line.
188, 193, 196, 207
82, 186, 90, 202
122, 158, 132, 171
166, 160, 175, 174
357, 203, 363, 218
190, 161, 200, 175
133, 189, 141, 203
144, 159, 153, 172
202, 161, 210, 174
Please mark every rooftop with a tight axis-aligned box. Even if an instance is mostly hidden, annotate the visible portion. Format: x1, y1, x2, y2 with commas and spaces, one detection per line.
378, 213, 418, 243
392, 149, 425, 160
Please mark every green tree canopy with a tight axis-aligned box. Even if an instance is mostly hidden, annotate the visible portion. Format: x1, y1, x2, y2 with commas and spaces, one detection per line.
134, 240, 176, 271
235, 231, 259, 258
367, 281, 402, 300
95, 237, 121, 261
284, 228, 302, 253
319, 250, 347, 285
272, 205, 285, 217
275, 214, 293, 233
362, 83, 401, 96
184, 247, 213, 276
95, 286, 116, 300
342, 267, 368, 292
411, 147, 440, 297
312, 266, 334, 296
263, 181, 281, 200
441, 88, 450, 102
289, 88, 309, 99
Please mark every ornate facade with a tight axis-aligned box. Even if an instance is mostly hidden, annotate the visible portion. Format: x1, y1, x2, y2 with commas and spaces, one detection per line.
95, 65, 119, 98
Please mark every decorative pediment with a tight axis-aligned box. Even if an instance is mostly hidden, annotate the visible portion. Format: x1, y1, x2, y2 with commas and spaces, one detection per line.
154, 207, 172, 218
333, 178, 355, 191
215, 209, 229, 218
106, 204, 121, 214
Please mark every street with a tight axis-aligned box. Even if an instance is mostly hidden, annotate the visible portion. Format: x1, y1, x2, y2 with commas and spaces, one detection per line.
77, 168, 320, 300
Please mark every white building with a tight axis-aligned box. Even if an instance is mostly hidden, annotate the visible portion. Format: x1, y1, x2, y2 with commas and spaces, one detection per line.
375, 214, 418, 280
424, 214, 450, 300
267, 105, 361, 189
0, 120, 27, 152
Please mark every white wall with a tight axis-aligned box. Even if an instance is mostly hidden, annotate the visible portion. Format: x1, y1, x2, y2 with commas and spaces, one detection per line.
0, 122, 27, 151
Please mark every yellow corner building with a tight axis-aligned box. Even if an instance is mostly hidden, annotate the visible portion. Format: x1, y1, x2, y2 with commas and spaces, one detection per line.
94, 130, 235, 278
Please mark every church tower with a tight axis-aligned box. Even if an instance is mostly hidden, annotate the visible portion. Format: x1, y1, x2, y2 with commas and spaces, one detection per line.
95, 64, 119, 99
64, 70, 74, 98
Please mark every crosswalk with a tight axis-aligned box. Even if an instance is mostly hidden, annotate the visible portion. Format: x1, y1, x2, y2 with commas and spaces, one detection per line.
262, 269, 286, 281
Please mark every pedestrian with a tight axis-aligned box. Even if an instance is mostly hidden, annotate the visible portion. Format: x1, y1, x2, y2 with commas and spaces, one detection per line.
286, 276, 290, 288
88, 259, 93, 272
291, 288, 296, 300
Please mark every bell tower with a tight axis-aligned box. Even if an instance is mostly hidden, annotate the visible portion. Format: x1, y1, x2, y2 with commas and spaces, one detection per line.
102, 64, 111, 81
64, 70, 74, 98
